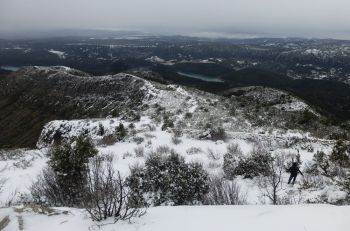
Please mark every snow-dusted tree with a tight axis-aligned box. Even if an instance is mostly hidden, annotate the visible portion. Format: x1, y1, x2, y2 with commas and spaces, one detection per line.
31, 135, 98, 206
115, 123, 128, 141
330, 140, 350, 168
161, 113, 174, 131
97, 122, 105, 136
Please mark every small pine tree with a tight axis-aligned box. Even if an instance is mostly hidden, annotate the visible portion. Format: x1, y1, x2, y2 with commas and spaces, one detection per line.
115, 123, 128, 141
161, 114, 174, 131
223, 143, 243, 179
47, 135, 98, 206
330, 140, 350, 168
312, 151, 330, 175
97, 123, 105, 136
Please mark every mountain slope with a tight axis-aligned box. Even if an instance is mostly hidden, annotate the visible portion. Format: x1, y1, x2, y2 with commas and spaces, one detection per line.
0, 66, 146, 148
0, 66, 345, 149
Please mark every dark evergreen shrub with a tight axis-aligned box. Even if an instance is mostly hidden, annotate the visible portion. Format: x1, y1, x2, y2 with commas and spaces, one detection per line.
31, 135, 98, 206
231, 148, 274, 178
128, 151, 209, 205
115, 123, 128, 141
330, 140, 350, 168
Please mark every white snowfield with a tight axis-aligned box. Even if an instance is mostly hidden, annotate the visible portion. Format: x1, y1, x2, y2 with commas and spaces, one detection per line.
1, 205, 349, 231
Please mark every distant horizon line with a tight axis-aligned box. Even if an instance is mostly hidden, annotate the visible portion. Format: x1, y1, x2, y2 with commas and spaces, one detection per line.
1, 28, 350, 41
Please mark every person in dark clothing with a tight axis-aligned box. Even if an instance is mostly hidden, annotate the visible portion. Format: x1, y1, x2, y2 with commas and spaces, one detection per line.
287, 162, 303, 185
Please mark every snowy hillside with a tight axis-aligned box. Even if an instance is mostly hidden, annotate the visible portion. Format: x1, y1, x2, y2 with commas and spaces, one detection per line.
0, 66, 349, 230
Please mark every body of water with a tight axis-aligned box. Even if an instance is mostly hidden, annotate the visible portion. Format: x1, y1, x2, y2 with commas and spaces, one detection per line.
177, 71, 224, 83
1, 65, 20, 72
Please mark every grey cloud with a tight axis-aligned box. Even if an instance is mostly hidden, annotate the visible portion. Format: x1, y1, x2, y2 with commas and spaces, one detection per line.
0, 0, 349, 38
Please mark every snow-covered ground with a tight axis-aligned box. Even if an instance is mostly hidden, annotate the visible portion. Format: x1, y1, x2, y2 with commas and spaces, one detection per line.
0, 77, 342, 206
48, 50, 66, 59
0, 114, 341, 206
1, 205, 349, 231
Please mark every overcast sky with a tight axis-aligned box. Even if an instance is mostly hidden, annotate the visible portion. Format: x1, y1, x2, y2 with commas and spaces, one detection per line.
0, 0, 349, 38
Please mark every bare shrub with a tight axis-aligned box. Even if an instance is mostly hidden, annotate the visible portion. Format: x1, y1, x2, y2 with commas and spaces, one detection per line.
148, 124, 156, 132
156, 145, 171, 155
134, 146, 145, 157
83, 155, 146, 222
279, 189, 304, 205
186, 147, 203, 155
99, 134, 118, 146
122, 152, 133, 159
171, 136, 182, 145
210, 126, 226, 141
0, 149, 25, 161
12, 156, 34, 169
226, 143, 243, 156
300, 174, 325, 189
257, 154, 286, 205
208, 161, 221, 169
223, 143, 243, 179
144, 133, 156, 139
30, 167, 65, 206
172, 128, 183, 138
206, 148, 221, 161
203, 177, 247, 205
133, 136, 144, 144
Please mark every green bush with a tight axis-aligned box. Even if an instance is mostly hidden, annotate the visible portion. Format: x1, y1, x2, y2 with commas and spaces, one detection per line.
128, 151, 209, 205
226, 147, 274, 179
330, 140, 350, 168
115, 123, 128, 141
32, 135, 98, 206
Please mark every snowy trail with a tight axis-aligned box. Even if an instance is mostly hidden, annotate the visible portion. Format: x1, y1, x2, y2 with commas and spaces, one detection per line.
1, 205, 349, 231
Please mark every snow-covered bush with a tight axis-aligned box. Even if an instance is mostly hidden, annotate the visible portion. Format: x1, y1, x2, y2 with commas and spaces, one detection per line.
330, 140, 350, 168
171, 135, 182, 145
133, 136, 145, 144
223, 143, 243, 179
161, 113, 174, 131
31, 135, 98, 207
156, 145, 171, 155
186, 147, 203, 155
134, 146, 145, 157
209, 126, 227, 141
230, 147, 274, 179
172, 128, 183, 138
115, 123, 128, 141
306, 151, 330, 176
342, 177, 350, 203
128, 151, 209, 206
99, 134, 118, 146
83, 155, 145, 221
206, 148, 221, 161
203, 177, 247, 205
97, 122, 105, 136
